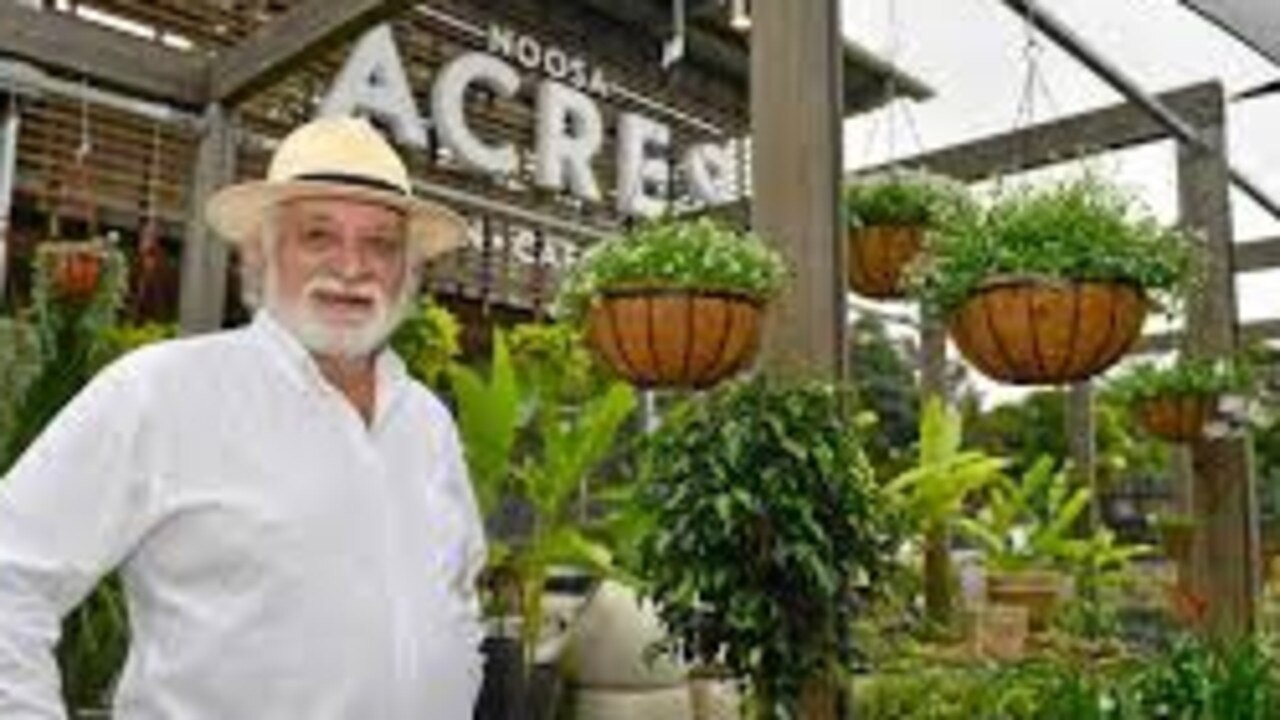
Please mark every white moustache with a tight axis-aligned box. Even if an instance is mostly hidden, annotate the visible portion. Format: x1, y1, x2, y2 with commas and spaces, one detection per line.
304, 276, 384, 306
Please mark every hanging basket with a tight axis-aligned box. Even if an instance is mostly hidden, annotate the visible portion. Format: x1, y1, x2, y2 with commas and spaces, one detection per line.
1136, 394, 1216, 443
585, 288, 765, 389
948, 277, 1147, 385
43, 241, 105, 302
847, 225, 924, 299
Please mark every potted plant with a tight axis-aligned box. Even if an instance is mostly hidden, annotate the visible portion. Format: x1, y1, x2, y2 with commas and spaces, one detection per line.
37, 240, 111, 302
843, 168, 974, 299
1110, 357, 1253, 443
631, 377, 905, 719
910, 175, 1194, 385
449, 327, 635, 720
957, 457, 1092, 631
885, 397, 1008, 631
554, 217, 787, 389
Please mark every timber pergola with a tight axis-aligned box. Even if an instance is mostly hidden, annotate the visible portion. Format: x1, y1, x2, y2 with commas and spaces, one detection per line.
0, 0, 928, 336
854, 78, 1273, 636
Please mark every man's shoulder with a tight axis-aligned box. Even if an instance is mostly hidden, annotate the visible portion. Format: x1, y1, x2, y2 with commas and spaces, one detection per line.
103, 325, 257, 386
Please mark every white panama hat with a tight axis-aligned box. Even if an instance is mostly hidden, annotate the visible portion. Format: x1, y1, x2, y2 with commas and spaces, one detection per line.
205, 115, 467, 259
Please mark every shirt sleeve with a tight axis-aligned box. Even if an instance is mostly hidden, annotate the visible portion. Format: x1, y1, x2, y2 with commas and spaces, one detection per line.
439, 413, 488, 709
0, 357, 161, 719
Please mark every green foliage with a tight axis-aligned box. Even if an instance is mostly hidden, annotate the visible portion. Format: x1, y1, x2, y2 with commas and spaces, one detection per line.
632, 377, 904, 717
507, 322, 607, 404
92, 322, 176, 372
1108, 357, 1255, 404
843, 168, 976, 229
552, 217, 787, 322
909, 174, 1196, 315
1127, 635, 1280, 719
855, 635, 1280, 719
4, 242, 128, 470
887, 398, 1009, 527
886, 397, 1008, 628
448, 333, 522, 519
847, 315, 920, 471
0, 318, 40, 448
447, 327, 636, 661
967, 391, 1170, 491
390, 297, 461, 388
957, 456, 1093, 572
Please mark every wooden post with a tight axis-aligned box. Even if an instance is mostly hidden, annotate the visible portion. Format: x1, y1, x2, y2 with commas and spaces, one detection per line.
0, 100, 19, 302
179, 105, 237, 334
751, 2, 842, 717
751, 0, 845, 380
1176, 90, 1260, 637
1066, 382, 1099, 528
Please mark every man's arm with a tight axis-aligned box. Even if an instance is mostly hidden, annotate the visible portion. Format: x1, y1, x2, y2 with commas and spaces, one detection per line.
0, 358, 160, 718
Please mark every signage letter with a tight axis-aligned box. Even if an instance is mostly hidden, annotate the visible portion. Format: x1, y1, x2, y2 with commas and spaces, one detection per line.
617, 113, 670, 217
535, 81, 603, 202
432, 53, 520, 175
317, 25, 426, 148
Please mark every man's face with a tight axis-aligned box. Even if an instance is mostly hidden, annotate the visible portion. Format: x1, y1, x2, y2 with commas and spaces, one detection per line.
264, 196, 413, 359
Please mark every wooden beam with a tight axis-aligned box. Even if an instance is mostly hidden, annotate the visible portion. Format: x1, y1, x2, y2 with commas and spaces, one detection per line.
1235, 236, 1280, 273
853, 82, 1223, 182
0, 2, 207, 107
208, 0, 415, 105
753, 0, 844, 381
1182, 0, 1280, 69
179, 105, 237, 334
1138, 318, 1280, 354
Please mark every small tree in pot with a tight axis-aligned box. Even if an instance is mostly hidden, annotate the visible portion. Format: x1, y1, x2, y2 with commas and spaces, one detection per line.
910, 175, 1194, 385
630, 377, 905, 719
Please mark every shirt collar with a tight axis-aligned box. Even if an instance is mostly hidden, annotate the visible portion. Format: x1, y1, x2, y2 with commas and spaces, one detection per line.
248, 309, 410, 429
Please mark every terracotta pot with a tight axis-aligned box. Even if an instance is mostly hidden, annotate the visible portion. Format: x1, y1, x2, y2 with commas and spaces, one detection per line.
585, 289, 764, 389
948, 278, 1147, 385
847, 225, 924, 299
51, 246, 103, 301
1136, 394, 1215, 443
986, 569, 1062, 632
968, 603, 1029, 661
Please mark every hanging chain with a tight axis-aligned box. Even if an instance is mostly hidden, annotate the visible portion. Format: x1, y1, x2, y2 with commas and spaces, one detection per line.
862, 0, 926, 172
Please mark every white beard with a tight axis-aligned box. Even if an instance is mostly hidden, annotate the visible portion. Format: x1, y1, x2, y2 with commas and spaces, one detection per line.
264, 267, 412, 360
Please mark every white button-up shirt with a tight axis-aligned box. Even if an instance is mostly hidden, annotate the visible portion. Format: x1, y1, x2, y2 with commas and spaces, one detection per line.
0, 311, 487, 719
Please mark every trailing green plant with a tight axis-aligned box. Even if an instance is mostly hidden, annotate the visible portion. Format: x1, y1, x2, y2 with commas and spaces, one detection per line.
390, 296, 461, 388
909, 174, 1196, 316
552, 216, 787, 322
631, 376, 905, 717
1109, 357, 1255, 404
885, 397, 1008, 629
843, 167, 976, 230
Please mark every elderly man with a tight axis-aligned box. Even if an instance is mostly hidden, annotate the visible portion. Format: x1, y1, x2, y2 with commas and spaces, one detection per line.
0, 117, 487, 719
